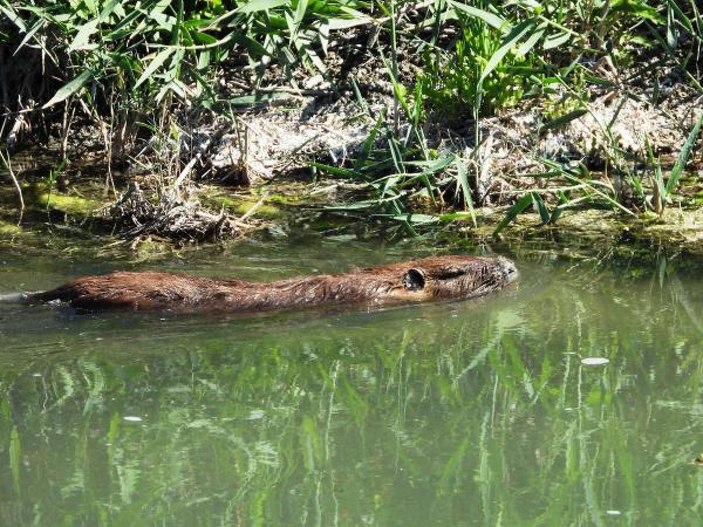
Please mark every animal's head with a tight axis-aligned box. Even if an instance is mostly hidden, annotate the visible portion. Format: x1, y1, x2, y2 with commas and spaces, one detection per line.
387, 255, 518, 302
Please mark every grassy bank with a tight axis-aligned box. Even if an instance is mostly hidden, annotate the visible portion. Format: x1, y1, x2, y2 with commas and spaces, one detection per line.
1, 0, 701, 243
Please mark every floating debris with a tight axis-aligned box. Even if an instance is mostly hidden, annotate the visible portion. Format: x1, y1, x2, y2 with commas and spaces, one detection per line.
105, 182, 242, 242
581, 357, 610, 366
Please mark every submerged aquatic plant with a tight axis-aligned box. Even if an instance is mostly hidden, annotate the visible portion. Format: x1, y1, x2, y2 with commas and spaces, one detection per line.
2, 256, 703, 524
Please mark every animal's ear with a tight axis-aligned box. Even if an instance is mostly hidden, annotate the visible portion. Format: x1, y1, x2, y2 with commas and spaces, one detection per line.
403, 268, 425, 291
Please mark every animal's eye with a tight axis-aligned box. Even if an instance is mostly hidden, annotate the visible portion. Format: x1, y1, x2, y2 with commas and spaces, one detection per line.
403, 268, 425, 291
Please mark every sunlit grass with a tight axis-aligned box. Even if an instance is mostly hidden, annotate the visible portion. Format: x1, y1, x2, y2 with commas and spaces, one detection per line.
2, 1, 699, 234
311, 0, 702, 234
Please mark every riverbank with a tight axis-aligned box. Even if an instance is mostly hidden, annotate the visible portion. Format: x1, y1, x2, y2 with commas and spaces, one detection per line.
2, 176, 703, 266
1, 2, 701, 261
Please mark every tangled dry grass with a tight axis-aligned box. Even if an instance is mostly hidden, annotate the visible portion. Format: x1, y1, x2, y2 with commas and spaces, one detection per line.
104, 183, 241, 242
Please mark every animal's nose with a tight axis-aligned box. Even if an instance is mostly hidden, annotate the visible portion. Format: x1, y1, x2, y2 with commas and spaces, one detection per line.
501, 258, 518, 279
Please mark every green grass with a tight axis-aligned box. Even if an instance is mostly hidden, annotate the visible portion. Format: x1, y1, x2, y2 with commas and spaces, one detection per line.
1, 0, 701, 238
312, 0, 702, 235
0, 0, 369, 157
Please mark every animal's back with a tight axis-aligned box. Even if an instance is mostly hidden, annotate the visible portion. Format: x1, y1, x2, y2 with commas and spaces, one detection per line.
6, 255, 518, 313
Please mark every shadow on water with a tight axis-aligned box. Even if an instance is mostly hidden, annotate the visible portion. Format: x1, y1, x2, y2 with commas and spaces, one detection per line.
2, 242, 703, 526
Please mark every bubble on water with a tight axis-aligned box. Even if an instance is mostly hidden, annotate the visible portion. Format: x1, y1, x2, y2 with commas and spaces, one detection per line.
581, 357, 610, 366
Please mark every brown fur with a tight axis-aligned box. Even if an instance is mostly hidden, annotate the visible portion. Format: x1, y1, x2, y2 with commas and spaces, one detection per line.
24, 255, 517, 313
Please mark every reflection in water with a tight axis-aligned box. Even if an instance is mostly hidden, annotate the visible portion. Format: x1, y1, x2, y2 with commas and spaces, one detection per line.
2, 254, 703, 526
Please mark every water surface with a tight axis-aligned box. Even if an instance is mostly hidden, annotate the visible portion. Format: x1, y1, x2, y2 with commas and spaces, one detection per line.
1, 241, 703, 526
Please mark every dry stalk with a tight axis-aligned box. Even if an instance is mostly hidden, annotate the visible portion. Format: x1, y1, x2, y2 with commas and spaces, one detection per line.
0, 149, 24, 224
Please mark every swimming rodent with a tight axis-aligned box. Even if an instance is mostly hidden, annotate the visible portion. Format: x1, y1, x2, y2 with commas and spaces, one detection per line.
6, 255, 517, 313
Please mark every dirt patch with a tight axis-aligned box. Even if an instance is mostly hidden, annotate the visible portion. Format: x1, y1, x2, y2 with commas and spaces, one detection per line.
193, 47, 702, 220
209, 97, 380, 183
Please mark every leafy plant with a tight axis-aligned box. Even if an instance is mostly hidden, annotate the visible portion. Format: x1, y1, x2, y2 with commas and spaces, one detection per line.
648, 113, 703, 214
0, 0, 369, 150
492, 159, 638, 236
418, 2, 542, 119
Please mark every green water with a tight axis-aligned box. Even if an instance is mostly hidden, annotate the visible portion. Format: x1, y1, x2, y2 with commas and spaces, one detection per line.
2, 240, 703, 526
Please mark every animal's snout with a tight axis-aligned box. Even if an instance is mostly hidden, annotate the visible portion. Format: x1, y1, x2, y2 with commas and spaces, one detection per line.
500, 258, 518, 281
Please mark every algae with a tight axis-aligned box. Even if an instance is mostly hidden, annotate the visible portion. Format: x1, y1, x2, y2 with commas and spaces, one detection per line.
35, 192, 101, 215
200, 189, 284, 220
0, 221, 23, 236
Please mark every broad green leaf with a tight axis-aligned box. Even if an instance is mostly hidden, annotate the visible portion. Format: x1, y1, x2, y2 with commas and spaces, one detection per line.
179, 25, 194, 47
236, 0, 288, 14
146, 1, 175, 31
83, 0, 97, 13
448, 0, 507, 30
193, 32, 218, 45
68, 18, 100, 51
515, 27, 544, 56
97, 0, 120, 21
543, 30, 572, 50
666, 113, 703, 194
184, 18, 214, 30
285, 11, 296, 37
42, 70, 92, 109
493, 193, 533, 235
230, 33, 268, 58
305, 47, 326, 73
613, 0, 664, 24
135, 48, 175, 89
294, 0, 309, 28
531, 192, 550, 223
327, 13, 371, 30
405, 156, 455, 175
197, 50, 211, 70
480, 21, 532, 83
310, 162, 360, 178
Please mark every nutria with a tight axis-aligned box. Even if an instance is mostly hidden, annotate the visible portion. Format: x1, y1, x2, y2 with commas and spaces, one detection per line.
10, 255, 517, 313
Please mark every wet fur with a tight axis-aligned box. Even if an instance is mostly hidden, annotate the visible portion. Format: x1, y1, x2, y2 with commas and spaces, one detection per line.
18, 255, 517, 313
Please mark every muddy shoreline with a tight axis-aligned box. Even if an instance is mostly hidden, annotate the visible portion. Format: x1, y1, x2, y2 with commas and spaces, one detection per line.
1, 39, 701, 261
2, 171, 703, 266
